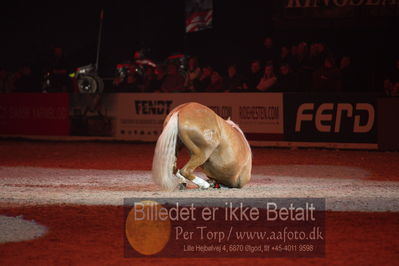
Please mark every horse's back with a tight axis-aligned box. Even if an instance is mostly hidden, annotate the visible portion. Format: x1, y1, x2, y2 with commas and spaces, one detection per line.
177, 103, 222, 150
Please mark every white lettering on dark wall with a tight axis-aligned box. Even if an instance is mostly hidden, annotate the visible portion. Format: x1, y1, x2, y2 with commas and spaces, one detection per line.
295, 103, 375, 133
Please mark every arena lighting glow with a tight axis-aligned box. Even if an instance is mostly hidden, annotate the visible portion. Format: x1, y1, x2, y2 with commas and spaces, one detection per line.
167, 54, 185, 60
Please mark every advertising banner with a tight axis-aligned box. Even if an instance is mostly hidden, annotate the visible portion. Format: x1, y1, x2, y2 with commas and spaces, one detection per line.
378, 97, 399, 150
69, 93, 118, 137
114, 93, 284, 142
284, 93, 377, 143
274, 0, 399, 18
0, 93, 70, 135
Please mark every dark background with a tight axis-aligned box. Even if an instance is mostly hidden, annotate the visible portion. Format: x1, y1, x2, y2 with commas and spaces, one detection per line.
1, 0, 398, 89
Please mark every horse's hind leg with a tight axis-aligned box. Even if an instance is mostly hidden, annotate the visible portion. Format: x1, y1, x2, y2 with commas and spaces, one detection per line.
174, 139, 188, 190
178, 132, 215, 189
236, 161, 252, 188
178, 151, 210, 189
173, 138, 184, 175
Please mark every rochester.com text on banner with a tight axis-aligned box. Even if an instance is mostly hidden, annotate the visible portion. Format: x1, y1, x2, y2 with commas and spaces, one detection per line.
123, 198, 325, 258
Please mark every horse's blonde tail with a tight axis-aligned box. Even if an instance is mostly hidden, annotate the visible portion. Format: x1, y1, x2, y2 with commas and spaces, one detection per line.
152, 112, 179, 191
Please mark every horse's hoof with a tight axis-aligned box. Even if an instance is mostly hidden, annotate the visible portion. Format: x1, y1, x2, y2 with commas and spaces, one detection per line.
207, 179, 216, 186
213, 183, 230, 189
178, 183, 187, 190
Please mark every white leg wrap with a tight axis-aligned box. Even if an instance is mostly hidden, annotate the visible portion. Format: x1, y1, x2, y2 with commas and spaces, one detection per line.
192, 176, 210, 189
176, 170, 187, 184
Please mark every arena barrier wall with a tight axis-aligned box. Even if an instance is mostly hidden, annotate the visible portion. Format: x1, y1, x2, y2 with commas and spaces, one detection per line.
1, 93, 393, 150
0, 93, 70, 136
68, 93, 284, 142
378, 97, 399, 150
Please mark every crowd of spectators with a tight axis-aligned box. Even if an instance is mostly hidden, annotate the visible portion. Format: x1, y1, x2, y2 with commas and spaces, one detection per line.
1, 37, 398, 96
0, 47, 71, 93
111, 36, 399, 96
0, 65, 39, 93
384, 59, 399, 97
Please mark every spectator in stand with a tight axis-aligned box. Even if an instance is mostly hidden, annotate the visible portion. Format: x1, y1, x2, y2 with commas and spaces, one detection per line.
158, 64, 167, 83
44, 47, 71, 92
206, 71, 224, 92
383, 58, 399, 94
274, 63, 298, 92
243, 60, 262, 91
142, 67, 158, 92
299, 42, 324, 91
314, 43, 328, 67
116, 72, 142, 92
292, 42, 311, 90
160, 63, 185, 92
198, 65, 213, 92
313, 56, 342, 92
393, 59, 399, 81
261, 37, 278, 66
256, 63, 277, 92
13, 66, 38, 92
277, 45, 293, 67
291, 44, 298, 60
391, 81, 399, 96
0, 68, 9, 93
223, 64, 244, 92
184, 56, 201, 91
151, 65, 166, 92
383, 78, 393, 96
339, 56, 358, 91
292, 42, 308, 71
307, 43, 323, 70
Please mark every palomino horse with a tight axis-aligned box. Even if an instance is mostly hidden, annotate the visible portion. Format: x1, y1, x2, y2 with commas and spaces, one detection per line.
152, 102, 252, 190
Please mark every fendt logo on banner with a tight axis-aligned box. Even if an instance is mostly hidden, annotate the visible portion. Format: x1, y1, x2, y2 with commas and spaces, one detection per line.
134, 101, 173, 115
284, 94, 377, 143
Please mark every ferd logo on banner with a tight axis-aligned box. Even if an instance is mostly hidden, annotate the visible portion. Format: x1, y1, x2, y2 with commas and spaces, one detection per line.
284, 94, 377, 143
295, 103, 375, 133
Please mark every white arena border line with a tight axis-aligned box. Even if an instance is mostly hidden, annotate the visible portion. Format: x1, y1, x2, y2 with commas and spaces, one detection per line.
0, 166, 397, 212
249, 141, 378, 150
0, 215, 47, 243
0, 135, 378, 150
